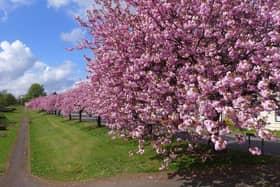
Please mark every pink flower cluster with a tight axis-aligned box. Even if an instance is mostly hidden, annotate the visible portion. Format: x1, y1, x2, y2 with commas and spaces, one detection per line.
26, 81, 96, 116
27, 0, 279, 168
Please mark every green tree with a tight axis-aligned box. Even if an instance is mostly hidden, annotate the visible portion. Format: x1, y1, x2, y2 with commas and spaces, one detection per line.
0, 91, 17, 106
25, 83, 46, 101
3, 93, 17, 106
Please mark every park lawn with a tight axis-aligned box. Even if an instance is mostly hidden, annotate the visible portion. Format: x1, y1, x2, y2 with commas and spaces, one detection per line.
28, 111, 161, 181
274, 130, 280, 138
0, 107, 23, 175
28, 110, 280, 182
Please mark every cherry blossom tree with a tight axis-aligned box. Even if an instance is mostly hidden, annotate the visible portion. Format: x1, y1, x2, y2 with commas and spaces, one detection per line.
26, 94, 57, 113
77, 0, 280, 169
58, 90, 76, 119
64, 82, 94, 122
26, 0, 280, 170
26, 82, 96, 121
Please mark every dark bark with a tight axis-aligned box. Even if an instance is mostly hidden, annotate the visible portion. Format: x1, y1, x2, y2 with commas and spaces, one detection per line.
79, 110, 82, 122
147, 123, 153, 135
97, 116, 101, 127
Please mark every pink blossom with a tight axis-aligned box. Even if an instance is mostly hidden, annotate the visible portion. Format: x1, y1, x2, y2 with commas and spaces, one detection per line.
214, 139, 227, 151
211, 135, 227, 151
137, 148, 145, 155
178, 123, 187, 132
219, 127, 230, 136
249, 147, 262, 156
258, 129, 276, 140
235, 135, 246, 144
26, 0, 280, 166
204, 120, 218, 134
262, 100, 277, 111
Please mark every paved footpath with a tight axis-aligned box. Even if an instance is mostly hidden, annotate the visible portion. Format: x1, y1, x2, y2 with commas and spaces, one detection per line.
0, 116, 280, 187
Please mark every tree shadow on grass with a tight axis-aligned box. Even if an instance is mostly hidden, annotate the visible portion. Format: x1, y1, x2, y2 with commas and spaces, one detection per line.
167, 150, 280, 186
0, 117, 17, 130
57, 118, 101, 131
60, 118, 76, 123
37, 112, 49, 116
80, 124, 100, 131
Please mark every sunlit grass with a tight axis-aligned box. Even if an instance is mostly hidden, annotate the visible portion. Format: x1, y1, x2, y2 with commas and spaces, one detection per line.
27, 110, 280, 181
28, 111, 161, 181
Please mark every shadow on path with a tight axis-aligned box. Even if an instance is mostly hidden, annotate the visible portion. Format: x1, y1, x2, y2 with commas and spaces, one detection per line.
173, 163, 280, 187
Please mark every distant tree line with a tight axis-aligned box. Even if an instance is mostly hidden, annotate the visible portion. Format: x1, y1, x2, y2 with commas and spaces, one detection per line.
0, 90, 17, 106
25, 83, 46, 101
0, 83, 47, 106
19, 83, 47, 104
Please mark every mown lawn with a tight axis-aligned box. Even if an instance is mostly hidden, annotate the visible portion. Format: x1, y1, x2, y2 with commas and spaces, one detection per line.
274, 130, 280, 138
27, 110, 280, 182
28, 111, 161, 181
0, 107, 23, 175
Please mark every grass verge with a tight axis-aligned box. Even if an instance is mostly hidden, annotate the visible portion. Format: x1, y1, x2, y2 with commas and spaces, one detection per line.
28, 110, 161, 181
28, 110, 280, 181
0, 107, 23, 175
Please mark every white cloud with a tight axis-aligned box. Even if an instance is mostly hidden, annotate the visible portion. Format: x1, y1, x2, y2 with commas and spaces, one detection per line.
47, 0, 93, 17
47, 0, 71, 9
0, 40, 76, 96
0, 0, 32, 21
0, 40, 36, 80
61, 28, 85, 44
10, 0, 30, 4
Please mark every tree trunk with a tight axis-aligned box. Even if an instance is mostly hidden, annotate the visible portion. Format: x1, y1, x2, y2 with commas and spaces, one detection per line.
147, 124, 153, 135
79, 110, 82, 122
69, 113, 72, 120
97, 116, 101, 127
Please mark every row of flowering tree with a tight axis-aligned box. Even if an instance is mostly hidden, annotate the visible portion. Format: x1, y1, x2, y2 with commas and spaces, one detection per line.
26, 82, 99, 123
27, 0, 279, 170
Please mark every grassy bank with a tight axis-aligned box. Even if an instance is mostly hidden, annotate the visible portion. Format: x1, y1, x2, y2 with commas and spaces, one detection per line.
27, 110, 280, 182
28, 111, 161, 181
0, 107, 23, 175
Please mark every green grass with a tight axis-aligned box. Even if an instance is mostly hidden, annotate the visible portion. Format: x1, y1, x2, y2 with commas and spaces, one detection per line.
28, 111, 161, 181
27, 110, 280, 181
0, 107, 23, 175
0, 112, 8, 125
273, 130, 280, 138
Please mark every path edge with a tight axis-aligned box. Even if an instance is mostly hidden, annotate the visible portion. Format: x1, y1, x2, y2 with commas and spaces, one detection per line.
2, 114, 24, 176
27, 115, 32, 175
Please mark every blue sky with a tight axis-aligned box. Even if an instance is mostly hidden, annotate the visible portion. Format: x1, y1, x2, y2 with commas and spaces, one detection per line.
0, 0, 93, 96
